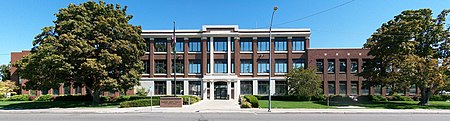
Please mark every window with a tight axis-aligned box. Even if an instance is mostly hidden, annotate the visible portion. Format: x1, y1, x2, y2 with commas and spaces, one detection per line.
339, 81, 347, 95
144, 38, 150, 52
231, 60, 235, 73
293, 59, 305, 69
257, 37, 269, 51
328, 59, 335, 73
374, 84, 382, 95
258, 60, 270, 73
240, 81, 253, 95
292, 37, 305, 51
172, 81, 184, 95
155, 60, 167, 74
189, 60, 201, 74
274, 37, 287, 51
189, 81, 201, 96
351, 81, 358, 95
351, 60, 358, 73
75, 86, 82, 95
172, 60, 184, 73
52, 88, 60, 95
275, 81, 287, 95
207, 38, 210, 51
258, 81, 269, 95
207, 61, 210, 73
316, 60, 324, 72
410, 84, 417, 95
214, 60, 227, 73
240, 60, 253, 73
143, 60, 149, 74
214, 37, 227, 51
154, 38, 167, 52
328, 81, 335, 95
339, 60, 347, 73
188, 38, 201, 52
154, 81, 166, 95
362, 81, 370, 95
386, 85, 393, 95
240, 38, 253, 51
231, 37, 234, 52
64, 84, 71, 95
42, 88, 49, 95
175, 38, 184, 52
275, 60, 287, 73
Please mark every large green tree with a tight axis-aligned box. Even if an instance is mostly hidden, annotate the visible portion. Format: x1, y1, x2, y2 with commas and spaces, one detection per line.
0, 64, 11, 81
286, 68, 322, 100
14, 1, 146, 105
360, 9, 450, 105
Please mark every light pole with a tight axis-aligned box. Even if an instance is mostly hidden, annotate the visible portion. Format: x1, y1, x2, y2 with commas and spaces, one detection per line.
268, 6, 278, 112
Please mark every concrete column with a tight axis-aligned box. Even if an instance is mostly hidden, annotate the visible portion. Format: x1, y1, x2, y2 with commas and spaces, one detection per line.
252, 80, 258, 95
235, 80, 241, 100
227, 81, 232, 100
270, 79, 276, 95
227, 37, 232, 74
210, 81, 215, 100
210, 37, 214, 74
166, 80, 172, 95
184, 80, 189, 95
202, 81, 208, 99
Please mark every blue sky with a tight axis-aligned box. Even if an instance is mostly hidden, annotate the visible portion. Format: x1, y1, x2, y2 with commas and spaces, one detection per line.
0, 0, 449, 65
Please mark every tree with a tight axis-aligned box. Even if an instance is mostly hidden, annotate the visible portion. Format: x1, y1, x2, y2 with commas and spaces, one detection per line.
0, 64, 11, 81
14, 1, 146, 105
0, 80, 18, 98
286, 68, 322, 100
360, 9, 450, 105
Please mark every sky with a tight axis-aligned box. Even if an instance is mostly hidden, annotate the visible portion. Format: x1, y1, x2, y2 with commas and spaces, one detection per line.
0, 0, 449, 65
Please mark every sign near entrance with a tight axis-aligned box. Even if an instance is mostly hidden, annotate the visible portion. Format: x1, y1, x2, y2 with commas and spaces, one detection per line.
160, 97, 183, 107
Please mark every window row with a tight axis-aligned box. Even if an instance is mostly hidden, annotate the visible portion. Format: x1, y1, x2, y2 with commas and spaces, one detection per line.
325, 81, 417, 96
147, 37, 306, 52
316, 59, 359, 73
144, 59, 305, 74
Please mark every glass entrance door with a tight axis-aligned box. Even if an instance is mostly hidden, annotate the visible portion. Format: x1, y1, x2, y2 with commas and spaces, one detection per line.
214, 82, 228, 100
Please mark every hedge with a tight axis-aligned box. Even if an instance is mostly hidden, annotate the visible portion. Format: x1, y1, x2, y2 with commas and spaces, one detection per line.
34, 94, 54, 101
179, 95, 200, 105
370, 95, 388, 102
8, 94, 30, 101
254, 95, 326, 101
430, 95, 450, 101
389, 94, 413, 101
119, 99, 160, 108
243, 95, 259, 108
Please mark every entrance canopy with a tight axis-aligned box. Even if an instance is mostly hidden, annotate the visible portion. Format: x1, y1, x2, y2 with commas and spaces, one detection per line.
202, 73, 238, 82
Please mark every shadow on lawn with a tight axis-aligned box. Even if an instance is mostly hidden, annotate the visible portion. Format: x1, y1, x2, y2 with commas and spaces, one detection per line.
314, 101, 450, 109
1, 101, 119, 110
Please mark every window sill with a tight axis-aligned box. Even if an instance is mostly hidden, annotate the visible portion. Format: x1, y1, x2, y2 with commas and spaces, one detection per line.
171, 73, 185, 75
257, 73, 270, 75
154, 74, 167, 76
240, 73, 253, 75
258, 51, 270, 53
145, 52, 150, 54
142, 74, 150, 76
188, 52, 202, 54
275, 73, 287, 75
292, 51, 306, 53
154, 52, 167, 54
275, 51, 288, 53
240, 51, 253, 54
188, 73, 201, 76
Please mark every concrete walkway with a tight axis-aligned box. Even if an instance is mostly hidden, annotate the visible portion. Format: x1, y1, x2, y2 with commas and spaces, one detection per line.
184, 99, 240, 112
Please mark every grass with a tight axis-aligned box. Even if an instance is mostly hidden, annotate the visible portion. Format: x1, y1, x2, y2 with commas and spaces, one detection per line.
259, 100, 333, 109
0, 101, 120, 109
258, 100, 450, 109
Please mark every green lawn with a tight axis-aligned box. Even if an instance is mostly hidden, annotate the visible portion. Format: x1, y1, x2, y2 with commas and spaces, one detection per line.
259, 100, 333, 109
258, 100, 450, 109
0, 101, 120, 109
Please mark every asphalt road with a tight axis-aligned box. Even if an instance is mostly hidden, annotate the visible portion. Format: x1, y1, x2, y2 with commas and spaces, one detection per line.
1, 113, 450, 121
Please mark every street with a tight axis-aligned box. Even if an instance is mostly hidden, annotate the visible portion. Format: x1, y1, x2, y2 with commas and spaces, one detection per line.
1, 113, 449, 121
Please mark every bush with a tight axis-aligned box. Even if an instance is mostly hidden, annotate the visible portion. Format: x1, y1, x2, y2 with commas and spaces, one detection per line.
53, 95, 92, 101
119, 99, 159, 108
430, 95, 450, 101
101, 96, 111, 103
241, 101, 252, 108
34, 94, 54, 101
116, 95, 131, 102
244, 95, 259, 108
370, 95, 388, 102
389, 94, 413, 101
254, 95, 326, 101
8, 94, 30, 101
136, 88, 148, 96
179, 95, 200, 105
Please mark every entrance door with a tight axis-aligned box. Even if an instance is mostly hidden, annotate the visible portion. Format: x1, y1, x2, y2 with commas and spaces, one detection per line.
214, 82, 228, 100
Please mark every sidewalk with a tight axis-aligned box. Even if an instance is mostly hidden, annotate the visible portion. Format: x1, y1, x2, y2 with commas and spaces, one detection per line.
1, 100, 450, 114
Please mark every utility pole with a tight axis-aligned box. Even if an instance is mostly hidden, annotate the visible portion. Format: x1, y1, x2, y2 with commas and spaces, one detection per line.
268, 6, 278, 112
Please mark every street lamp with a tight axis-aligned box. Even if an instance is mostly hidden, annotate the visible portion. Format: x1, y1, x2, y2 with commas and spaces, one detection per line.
268, 5, 278, 113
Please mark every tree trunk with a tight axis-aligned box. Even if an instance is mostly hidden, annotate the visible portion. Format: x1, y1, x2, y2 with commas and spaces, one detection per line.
92, 89, 101, 105
419, 87, 432, 105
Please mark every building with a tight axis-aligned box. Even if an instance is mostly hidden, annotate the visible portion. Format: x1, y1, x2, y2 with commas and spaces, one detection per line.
11, 25, 403, 100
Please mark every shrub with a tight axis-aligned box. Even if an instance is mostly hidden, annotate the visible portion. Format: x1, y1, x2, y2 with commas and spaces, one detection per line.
241, 101, 252, 108
430, 95, 450, 101
8, 94, 30, 101
179, 95, 200, 105
244, 95, 259, 108
116, 95, 131, 102
136, 88, 148, 96
254, 95, 327, 101
101, 96, 111, 103
370, 95, 387, 102
34, 94, 54, 101
389, 94, 413, 101
119, 99, 159, 108
53, 95, 92, 101
312, 95, 327, 101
